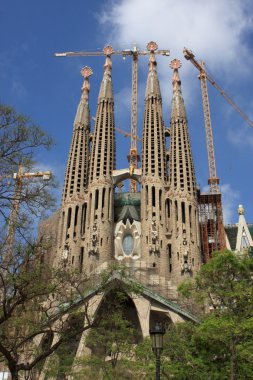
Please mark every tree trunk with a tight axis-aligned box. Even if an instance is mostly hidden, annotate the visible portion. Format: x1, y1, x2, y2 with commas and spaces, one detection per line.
230, 336, 237, 380
10, 369, 19, 380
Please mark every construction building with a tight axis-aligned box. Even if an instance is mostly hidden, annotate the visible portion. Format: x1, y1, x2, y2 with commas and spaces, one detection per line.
41, 43, 209, 298
37, 42, 253, 374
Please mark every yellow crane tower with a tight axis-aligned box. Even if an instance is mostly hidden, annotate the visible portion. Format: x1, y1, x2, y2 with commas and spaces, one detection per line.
183, 47, 253, 193
55, 42, 170, 192
3, 164, 51, 261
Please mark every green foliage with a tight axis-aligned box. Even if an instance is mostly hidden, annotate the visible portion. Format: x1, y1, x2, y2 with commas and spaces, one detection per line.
0, 239, 95, 379
175, 250, 253, 380
0, 103, 56, 239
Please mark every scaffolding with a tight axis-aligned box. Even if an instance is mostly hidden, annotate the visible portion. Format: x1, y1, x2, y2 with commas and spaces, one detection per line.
198, 192, 226, 262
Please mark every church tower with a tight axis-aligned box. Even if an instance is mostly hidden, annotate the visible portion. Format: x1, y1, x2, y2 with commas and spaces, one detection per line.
140, 42, 168, 283
84, 46, 116, 273
56, 66, 92, 269
168, 59, 201, 283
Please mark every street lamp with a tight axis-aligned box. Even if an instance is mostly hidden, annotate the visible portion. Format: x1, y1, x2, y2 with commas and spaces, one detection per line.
150, 321, 165, 380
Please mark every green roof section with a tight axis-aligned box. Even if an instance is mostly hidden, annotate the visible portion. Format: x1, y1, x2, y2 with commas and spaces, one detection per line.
114, 192, 141, 207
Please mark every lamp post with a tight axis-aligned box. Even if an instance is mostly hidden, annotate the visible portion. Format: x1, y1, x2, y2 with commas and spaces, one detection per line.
150, 321, 165, 380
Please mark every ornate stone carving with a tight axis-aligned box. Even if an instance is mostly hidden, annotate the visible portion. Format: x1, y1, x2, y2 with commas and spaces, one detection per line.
149, 221, 160, 254
89, 223, 99, 256
181, 251, 192, 274
115, 219, 141, 260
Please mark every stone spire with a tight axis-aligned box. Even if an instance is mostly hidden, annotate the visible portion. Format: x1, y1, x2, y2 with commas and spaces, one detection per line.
140, 41, 168, 283
169, 59, 196, 197
142, 41, 166, 181
62, 66, 92, 202
168, 59, 201, 284
235, 205, 253, 252
89, 46, 115, 183
56, 67, 92, 269
85, 46, 116, 272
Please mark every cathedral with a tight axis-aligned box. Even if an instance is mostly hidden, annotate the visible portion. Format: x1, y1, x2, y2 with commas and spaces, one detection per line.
42, 42, 202, 291
39, 42, 252, 342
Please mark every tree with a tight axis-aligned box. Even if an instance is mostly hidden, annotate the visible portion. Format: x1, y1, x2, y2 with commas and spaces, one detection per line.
0, 103, 55, 243
132, 251, 253, 380
0, 244, 97, 380
0, 104, 98, 379
177, 250, 253, 380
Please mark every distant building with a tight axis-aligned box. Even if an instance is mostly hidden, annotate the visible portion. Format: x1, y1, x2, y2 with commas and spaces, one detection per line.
225, 205, 253, 255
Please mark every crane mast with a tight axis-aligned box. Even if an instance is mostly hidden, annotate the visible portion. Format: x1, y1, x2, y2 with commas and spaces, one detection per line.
199, 63, 219, 193
183, 48, 219, 193
184, 47, 253, 192
3, 164, 51, 261
129, 48, 139, 192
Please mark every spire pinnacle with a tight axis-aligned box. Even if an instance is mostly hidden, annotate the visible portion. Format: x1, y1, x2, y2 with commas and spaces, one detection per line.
147, 41, 158, 71
145, 41, 161, 99
73, 66, 92, 128
170, 59, 182, 91
98, 45, 113, 100
238, 204, 244, 215
170, 59, 187, 119
81, 66, 92, 100
103, 45, 113, 74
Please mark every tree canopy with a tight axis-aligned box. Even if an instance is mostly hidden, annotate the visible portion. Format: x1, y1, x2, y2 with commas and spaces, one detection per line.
0, 103, 55, 241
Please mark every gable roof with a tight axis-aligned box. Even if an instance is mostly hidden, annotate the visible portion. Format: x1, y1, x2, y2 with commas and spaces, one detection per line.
63, 271, 200, 324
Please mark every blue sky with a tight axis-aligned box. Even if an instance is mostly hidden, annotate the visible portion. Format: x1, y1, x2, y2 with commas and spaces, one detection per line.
1, 0, 253, 224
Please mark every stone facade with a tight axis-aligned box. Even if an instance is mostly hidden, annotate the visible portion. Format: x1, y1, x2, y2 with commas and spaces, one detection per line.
40, 48, 205, 300
36, 45, 224, 378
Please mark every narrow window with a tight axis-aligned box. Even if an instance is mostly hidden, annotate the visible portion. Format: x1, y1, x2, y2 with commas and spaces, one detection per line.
102, 187, 106, 208
152, 186, 156, 207
67, 207, 72, 229
108, 188, 111, 219
189, 205, 192, 228
175, 200, 178, 221
168, 244, 172, 258
81, 203, 87, 234
95, 189, 99, 210
74, 205, 79, 227
80, 247, 84, 272
181, 202, 186, 224
159, 189, 162, 211
88, 193, 92, 222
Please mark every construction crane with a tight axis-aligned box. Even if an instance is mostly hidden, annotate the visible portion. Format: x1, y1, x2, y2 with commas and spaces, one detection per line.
3, 164, 51, 261
55, 42, 170, 192
183, 47, 253, 193
115, 127, 141, 142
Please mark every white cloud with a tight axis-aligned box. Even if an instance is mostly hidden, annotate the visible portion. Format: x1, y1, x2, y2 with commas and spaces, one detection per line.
221, 184, 240, 224
98, 0, 253, 118
100, 0, 253, 74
